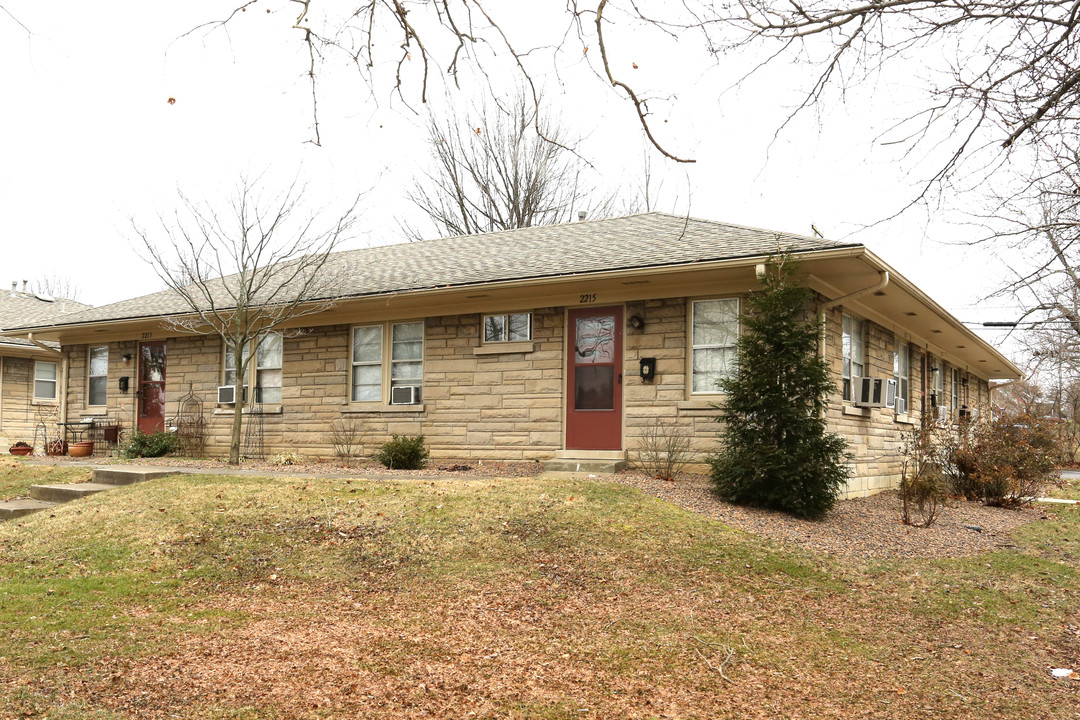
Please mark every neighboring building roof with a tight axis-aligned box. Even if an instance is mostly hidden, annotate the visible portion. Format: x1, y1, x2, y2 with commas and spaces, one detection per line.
0, 290, 88, 349
6, 213, 857, 329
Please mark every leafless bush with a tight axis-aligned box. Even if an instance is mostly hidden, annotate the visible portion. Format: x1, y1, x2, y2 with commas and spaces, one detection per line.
327, 417, 366, 465
634, 419, 693, 481
899, 425, 950, 528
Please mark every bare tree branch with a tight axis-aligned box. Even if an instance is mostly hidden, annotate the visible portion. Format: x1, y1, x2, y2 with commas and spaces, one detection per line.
133, 175, 363, 464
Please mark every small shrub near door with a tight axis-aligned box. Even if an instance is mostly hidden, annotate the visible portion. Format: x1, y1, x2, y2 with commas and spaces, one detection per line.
634, 419, 692, 480
375, 435, 429, 470
120, 431, 180, 459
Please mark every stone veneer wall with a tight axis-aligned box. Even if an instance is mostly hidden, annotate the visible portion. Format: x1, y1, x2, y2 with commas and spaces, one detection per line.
59, 299, 995, 498
0, 356, 48, 450
622, 297, 726, 462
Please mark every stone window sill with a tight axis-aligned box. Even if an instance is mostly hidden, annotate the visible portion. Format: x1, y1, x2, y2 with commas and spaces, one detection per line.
895, 414, 916, 426
30, 399, 58, 406
213, 405, 283, 416
473, 341, 535, 356
342, 404, 426, 415
677, 400, 719, 415
842, 405, 871, 418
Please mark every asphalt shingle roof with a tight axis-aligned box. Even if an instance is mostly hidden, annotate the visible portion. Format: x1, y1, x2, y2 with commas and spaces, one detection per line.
0, 291, 89, 347
8, 213, 858, 330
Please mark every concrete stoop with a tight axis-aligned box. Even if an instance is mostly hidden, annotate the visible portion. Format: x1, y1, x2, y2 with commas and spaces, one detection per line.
0, 466, 177, 521
541, 450, 628, 476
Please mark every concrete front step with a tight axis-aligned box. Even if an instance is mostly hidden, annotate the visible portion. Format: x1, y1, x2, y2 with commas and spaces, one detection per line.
92, 467, 177, 486
542, 458, 627, 474
29, 482, 118, 504
553, 450, 627, 461
0, 498, 58, 520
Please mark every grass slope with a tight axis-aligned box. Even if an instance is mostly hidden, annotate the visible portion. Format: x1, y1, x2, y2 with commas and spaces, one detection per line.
0, 462, 93, 500
0, 471, 1078, 719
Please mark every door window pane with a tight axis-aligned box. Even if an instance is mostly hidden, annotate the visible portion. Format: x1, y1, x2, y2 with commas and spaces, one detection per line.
574, 316, 615, 364
574, 365, 614, 410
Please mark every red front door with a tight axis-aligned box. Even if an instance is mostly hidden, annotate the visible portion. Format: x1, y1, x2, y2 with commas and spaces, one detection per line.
566, 306, 623, 450
138, 342, 167, 434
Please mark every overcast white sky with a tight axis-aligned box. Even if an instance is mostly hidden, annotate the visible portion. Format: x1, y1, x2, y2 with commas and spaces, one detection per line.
0, 2, 1026, 359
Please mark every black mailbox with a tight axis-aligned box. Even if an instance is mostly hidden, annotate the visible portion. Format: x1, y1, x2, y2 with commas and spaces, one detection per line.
639, 357, 657, 382
118, 376, 130, 393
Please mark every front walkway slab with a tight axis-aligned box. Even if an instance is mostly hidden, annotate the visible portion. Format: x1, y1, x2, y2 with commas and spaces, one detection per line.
0, 498, 58, 520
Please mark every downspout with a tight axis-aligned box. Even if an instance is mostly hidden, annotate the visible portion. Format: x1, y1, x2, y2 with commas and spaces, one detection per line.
815, 270, 890, 361
27, 333, 68, 425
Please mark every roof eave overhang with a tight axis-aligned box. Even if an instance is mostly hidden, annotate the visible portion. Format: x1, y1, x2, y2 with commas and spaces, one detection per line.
0, 243, 1022, 381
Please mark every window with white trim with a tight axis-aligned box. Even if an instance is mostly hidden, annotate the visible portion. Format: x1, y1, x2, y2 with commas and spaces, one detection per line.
842, 314, 866, 401
483, 313, 531, 343
351, 325, 382, 402
350, 321, 424, 405
933, 359, 944, 405
893, 341, 910, 415
951, 367, 960, 413
690, 298, 739, 394
222, 332, 282, 404
88, 345, 108, 406
34, 361, 57, 401
391, 322, 423, 403
255, 333, 283, 404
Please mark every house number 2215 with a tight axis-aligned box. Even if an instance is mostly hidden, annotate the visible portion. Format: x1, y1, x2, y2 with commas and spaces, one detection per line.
579, 293, 597, 304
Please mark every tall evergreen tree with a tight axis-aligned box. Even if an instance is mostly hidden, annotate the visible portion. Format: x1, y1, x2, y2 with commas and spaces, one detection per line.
709, 256, 850, 519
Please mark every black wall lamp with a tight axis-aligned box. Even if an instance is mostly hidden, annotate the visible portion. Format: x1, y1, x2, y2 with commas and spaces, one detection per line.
118, 376, 130, 393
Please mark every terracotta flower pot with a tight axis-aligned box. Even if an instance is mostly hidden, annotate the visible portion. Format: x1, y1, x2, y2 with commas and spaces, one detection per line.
9, 445, 32, 456
69, 441, 94, 458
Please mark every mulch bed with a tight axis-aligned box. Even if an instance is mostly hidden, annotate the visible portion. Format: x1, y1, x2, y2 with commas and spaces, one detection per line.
609, 472, 1043, 559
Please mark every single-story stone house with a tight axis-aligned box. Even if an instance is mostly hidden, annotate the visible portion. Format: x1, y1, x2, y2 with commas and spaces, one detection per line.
3, 213, 1021, 495
0, 284, 88, 450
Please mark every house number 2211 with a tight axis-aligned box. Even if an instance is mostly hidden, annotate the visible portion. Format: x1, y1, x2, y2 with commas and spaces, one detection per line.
579, 293, 597, 304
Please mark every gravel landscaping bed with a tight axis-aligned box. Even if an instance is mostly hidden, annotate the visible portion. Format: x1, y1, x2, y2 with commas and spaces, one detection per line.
609, 472, 1042, 558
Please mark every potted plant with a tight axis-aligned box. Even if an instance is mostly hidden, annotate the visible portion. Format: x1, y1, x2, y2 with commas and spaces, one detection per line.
69, 441, 95, 458
9, 442, 32, 456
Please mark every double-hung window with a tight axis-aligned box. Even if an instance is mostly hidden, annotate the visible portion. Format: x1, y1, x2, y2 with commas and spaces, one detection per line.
254, 333, 283, 404
88, 345, 108, 407
933, 360, 944, 405
842, 314, 866, 401
350, 321, 424, 405
34, 361, 57, 401
690, 298, 739, 394
483, 313, 531, 343
951, 368, 960, 414
351, 326, 383, 402
893, 341, 910, 415
222, 331, 282, 404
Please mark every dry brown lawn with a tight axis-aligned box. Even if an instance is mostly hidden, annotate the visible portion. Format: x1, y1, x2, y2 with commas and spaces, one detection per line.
0, 471, 1078, 719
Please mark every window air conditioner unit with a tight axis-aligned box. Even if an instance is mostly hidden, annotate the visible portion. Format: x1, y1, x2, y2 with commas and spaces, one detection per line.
852, 377, 894, 408
935, 405, 949, 424
895, 396, 907, 416
959, 406, 980, 422
390, 385, 421, 405
217, 385, 248, 405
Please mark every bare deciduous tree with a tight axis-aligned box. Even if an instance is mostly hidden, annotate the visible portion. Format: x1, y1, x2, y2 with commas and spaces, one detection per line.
401, 91, 623, 240
134, 176, 362, 465
31, 274, 81, 301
